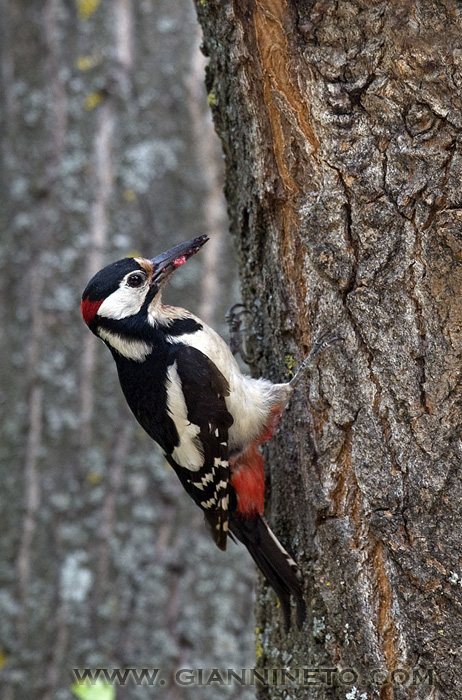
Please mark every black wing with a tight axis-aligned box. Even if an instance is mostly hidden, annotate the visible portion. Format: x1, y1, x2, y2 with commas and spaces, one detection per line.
165, 344, 234, 550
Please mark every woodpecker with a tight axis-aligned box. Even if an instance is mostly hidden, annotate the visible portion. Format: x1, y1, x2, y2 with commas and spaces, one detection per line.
81, 235, 336, 629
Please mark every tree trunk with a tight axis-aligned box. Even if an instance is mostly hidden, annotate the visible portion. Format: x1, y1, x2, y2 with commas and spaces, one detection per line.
194, 1, 462, 698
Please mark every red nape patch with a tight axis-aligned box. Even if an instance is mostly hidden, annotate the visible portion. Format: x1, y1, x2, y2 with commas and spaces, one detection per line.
81, 296, 103, 325
173, 255, 188, 268
230, 442, 265, 516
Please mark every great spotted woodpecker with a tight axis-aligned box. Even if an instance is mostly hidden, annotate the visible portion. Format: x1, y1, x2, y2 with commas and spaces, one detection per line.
81, 235, 336, 629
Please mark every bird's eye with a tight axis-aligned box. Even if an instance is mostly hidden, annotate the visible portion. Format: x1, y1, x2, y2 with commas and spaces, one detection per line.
126, 273, 145, 288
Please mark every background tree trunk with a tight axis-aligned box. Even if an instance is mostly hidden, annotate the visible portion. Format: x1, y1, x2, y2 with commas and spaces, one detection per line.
0, 2, 255, 699
195, 1, 462, 698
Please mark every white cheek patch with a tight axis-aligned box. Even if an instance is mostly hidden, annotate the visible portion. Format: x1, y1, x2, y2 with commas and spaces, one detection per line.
98, 282, 148, 320
98, 328, 152, 362
166, 361, 204, 471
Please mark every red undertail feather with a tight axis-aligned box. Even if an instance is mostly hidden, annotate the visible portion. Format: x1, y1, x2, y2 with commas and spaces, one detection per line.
258, 404, 284, 443
230, 442, 265, 517
230, 404, 287, 517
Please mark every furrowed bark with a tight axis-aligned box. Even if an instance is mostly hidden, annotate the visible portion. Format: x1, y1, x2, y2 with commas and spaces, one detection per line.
194, 1, 462, 698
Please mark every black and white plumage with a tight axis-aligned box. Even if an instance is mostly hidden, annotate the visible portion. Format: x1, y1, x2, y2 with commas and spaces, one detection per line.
81, 235, 320, 629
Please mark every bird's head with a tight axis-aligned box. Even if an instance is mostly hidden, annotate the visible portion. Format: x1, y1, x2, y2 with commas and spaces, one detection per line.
81, 235, 208, 338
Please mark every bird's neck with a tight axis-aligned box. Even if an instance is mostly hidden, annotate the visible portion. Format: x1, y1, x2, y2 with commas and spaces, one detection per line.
95, 303, 203, 362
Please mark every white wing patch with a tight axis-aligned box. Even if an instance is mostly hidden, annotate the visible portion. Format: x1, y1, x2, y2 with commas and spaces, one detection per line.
98, 328, 152, 362
166, 361, 204, 471
165, 317, 288, 451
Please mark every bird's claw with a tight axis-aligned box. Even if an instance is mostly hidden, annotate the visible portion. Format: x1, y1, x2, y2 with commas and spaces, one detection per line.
289, 330, 343, 387
225, 303, 255, 364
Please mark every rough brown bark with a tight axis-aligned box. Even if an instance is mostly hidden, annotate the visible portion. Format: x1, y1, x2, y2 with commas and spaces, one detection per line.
194, 1, 462, 698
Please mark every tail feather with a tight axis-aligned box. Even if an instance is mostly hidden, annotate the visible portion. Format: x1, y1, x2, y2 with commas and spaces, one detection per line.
229, 514, 306, 630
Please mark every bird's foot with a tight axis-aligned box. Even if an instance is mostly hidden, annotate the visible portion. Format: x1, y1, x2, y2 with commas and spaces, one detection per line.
289, 330, 342, 388
225, 303, 255, 364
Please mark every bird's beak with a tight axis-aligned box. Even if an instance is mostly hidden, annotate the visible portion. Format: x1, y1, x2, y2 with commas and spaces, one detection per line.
150, 235, 209, 287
